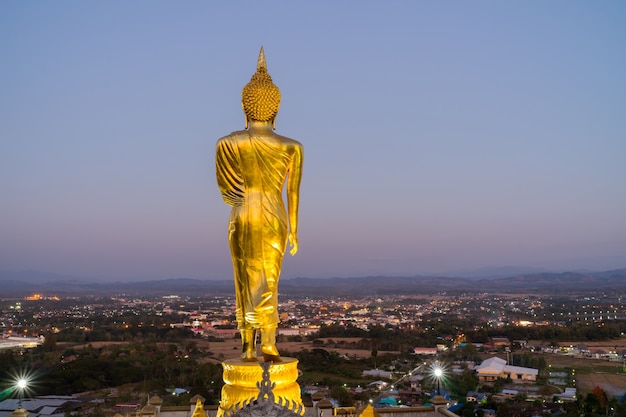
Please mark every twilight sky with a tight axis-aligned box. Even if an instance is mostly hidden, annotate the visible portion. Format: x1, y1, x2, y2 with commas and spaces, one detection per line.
1, 2, 625, 281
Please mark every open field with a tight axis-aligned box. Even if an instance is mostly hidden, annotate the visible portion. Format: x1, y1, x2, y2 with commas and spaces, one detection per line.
576, 373, 626, 398
196, 338, 396, 364
542, 354, 623, 374
547, 339, 626, 351
525, 339, 626, 374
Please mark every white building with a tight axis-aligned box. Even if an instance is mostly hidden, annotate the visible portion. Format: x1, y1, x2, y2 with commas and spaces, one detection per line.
473, 357, 537, 383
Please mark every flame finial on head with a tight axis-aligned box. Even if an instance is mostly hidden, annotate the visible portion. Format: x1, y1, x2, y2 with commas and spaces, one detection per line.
242, 47, 281, 124
257, 46, 267, 72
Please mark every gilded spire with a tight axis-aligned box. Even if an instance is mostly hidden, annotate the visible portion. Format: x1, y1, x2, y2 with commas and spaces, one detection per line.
257, 46, 267, 72
242, 47, 281, 123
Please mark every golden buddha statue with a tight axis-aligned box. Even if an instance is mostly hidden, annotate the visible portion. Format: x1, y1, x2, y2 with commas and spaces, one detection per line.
216, 47, 303, 363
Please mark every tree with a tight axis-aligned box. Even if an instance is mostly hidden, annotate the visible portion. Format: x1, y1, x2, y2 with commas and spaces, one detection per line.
614, 394, 626, 417
330, 386, 354, 407
593, 385, 608, 415
462, 408, 474, 417
495, 402, 511, 417
42, 331, 57, 352
447, 369, 478, 398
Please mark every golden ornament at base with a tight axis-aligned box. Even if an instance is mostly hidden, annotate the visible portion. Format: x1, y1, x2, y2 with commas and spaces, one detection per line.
217, 358, 303, 417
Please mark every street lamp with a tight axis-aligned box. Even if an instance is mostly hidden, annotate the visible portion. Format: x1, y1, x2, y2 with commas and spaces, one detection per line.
433, 367, 442, 396
16, 378, 27, 406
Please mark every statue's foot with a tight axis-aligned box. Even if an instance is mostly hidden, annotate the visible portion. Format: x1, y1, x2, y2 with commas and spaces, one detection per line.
261, 344, 281, 362
241, 348, 257, 362
240, 329, 257, 361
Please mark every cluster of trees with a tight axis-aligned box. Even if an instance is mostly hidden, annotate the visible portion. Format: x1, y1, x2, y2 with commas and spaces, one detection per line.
510, 353, 548, 371
283, 347, 382, 386
55, 325, 192, 344
467, 321, 626, 344
313, 320, 626, 354
313, 323, 454, 352
0, 341, 225, 405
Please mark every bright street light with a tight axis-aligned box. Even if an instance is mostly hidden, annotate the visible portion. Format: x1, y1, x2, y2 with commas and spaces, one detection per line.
431, 364, 445, 396
16, 377, 28, 406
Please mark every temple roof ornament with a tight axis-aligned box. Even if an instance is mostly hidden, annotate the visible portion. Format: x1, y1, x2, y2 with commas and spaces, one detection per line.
9, 408, 29, 417
148, 395, 163, 405
192, 399, 207, 417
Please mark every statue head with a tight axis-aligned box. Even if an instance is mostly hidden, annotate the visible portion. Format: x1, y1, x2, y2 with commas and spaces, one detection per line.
242, 47, 281, 128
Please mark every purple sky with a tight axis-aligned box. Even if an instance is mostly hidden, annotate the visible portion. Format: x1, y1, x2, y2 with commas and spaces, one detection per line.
1, 2, 625, 281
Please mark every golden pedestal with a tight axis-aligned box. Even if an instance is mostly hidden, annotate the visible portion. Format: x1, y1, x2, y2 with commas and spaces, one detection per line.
218, 358, 303, 417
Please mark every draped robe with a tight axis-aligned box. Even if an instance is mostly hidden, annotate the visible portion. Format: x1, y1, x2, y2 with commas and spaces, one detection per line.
216, 130, 298, 330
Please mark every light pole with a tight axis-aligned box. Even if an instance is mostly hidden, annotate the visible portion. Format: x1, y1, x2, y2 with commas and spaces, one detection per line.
17, 378, 27, 406
433, 367, 442, 396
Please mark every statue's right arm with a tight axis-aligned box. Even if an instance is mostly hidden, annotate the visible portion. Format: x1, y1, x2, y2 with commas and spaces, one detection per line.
286, 142, 303, 256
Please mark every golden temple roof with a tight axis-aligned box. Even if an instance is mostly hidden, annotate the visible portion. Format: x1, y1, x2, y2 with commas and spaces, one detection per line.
359, 404, 380, 417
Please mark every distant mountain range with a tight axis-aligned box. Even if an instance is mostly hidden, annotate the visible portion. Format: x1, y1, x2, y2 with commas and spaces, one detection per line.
280, 269, 626, 296
1, 268, 625, 297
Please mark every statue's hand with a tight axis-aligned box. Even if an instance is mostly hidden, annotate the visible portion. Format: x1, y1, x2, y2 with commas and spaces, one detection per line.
288, 233, 298, 256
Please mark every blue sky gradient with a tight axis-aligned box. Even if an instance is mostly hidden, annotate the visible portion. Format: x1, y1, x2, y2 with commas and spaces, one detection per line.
1, 2, 625, 281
